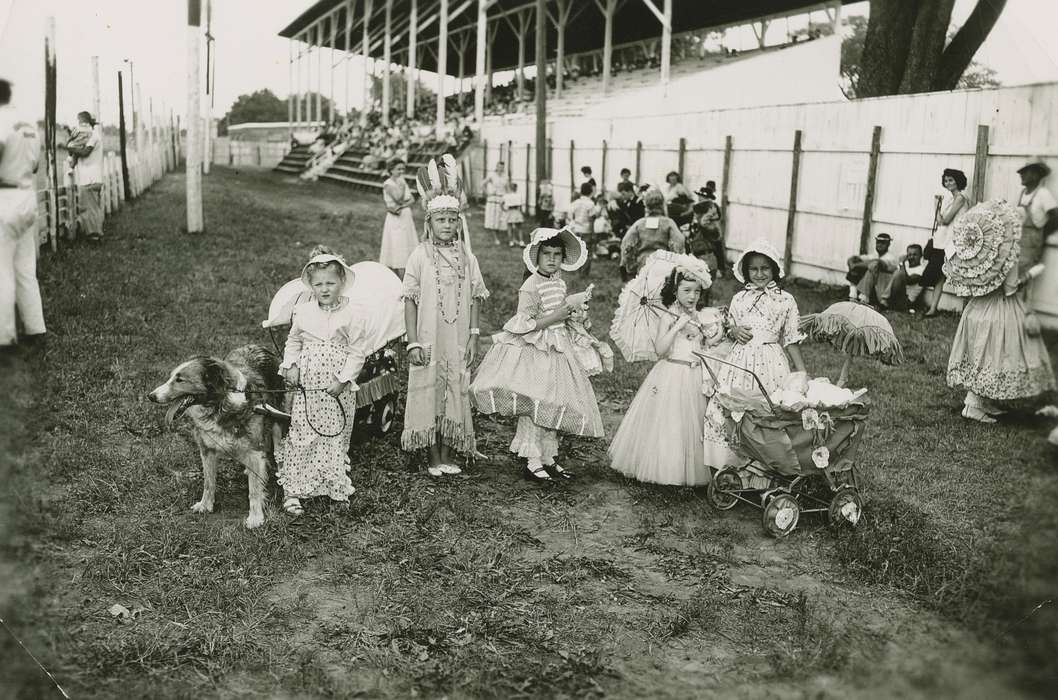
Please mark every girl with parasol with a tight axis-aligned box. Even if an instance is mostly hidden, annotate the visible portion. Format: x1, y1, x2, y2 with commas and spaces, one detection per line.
402, 157, 490, 476
608, 256, 730, 485
470, 227, 604, 481
944, 200, 1055, 423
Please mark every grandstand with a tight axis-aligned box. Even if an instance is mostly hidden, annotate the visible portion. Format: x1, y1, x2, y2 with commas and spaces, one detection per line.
273, 1, 849, 188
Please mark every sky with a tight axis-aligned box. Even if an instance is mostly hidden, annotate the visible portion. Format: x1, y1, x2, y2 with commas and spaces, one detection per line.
0, 0, 1056, 125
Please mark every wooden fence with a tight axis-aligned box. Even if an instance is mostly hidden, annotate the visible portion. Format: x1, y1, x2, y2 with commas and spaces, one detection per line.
472, 81, 1058, 321
211, 138, 289, 169
35, 132, 178, 251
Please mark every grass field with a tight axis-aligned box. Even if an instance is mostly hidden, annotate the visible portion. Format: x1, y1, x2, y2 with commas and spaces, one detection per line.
2, 167, 1056, 699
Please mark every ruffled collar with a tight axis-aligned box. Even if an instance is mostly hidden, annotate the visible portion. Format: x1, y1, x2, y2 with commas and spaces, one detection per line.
744, 281, 781, 297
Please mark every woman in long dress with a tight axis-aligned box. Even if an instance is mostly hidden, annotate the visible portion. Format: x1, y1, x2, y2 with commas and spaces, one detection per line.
483, 160, 509, 245
379, 158, 419, 277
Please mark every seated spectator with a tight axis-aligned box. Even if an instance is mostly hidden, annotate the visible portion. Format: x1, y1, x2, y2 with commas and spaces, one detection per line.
578, 166, 597, 197
536, 179, 555, 227
846, 233, 899, 305
690, 196, 726, 278
620, 189, 685, 280
879, 243, 927, 311
609, 181, 645, 240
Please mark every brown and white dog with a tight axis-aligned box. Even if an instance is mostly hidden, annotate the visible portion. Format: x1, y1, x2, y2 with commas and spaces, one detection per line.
148, 345, 285, 529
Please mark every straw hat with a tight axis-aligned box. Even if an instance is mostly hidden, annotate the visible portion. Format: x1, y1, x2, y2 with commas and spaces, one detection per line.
522, 226, 589, 275
942, 200, 1021, 297
732, 239, 785, 283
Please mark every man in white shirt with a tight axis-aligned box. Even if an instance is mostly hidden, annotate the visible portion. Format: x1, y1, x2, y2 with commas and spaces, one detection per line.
846, 233, 900, 306
1016, 158, 1058, 275
71, 111, 104, 242
0, 78, 47, 353
880, 243, 927, 311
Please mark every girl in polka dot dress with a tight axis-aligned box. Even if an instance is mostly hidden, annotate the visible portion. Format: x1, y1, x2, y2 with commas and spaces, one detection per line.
278, 247, 369, 515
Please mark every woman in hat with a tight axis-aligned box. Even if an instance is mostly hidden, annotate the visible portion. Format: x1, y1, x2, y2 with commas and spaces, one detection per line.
402, 157, 490, 477
620, 189, 685, 278
945, 201, 1055, 423
483, 160, 510, 245
1016, 158, 1058, 276
379, 157, 418, 277
279, 246, 366, 515
921, 168, 970, 317
470, 227, 604, 481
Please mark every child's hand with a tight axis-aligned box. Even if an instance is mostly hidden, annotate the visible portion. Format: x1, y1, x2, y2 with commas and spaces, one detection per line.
408, 347, 425, 366
464, 338, 478, 366
674, 314, 692, 329
728, 325, 754, 344
326, 380, 349, 398
284, 367, 301, 386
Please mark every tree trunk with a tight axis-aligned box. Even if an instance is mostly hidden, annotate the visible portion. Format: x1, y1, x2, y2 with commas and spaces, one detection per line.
934, 0, 1007, 91
857, 0, 918, 97
898, 0, 955, 94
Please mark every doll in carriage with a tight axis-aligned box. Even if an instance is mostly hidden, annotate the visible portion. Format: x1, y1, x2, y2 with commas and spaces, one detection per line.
258, 257, 406, 443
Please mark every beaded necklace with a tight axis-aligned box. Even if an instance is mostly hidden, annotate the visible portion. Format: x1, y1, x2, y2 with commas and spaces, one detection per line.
429, 237, 466, 326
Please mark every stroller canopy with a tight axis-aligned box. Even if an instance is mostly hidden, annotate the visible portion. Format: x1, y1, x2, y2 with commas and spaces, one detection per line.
262, 261, 406, 354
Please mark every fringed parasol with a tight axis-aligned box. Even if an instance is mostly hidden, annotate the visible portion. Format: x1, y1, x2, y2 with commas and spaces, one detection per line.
609, 250, 712, 362
799, 301, 904, 386
943, 200, 1021, 298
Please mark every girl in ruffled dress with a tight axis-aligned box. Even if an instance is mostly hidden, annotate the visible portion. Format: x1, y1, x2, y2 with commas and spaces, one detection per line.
608, 259, 728, 485
471, 227, 604, 481
716, 240, 807, 395
402, 158, 489, 476
279, 247, 368, 515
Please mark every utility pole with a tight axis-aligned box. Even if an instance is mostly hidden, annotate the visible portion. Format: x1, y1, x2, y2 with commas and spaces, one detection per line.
535, 0, 546, 193
186, 0, 203, 233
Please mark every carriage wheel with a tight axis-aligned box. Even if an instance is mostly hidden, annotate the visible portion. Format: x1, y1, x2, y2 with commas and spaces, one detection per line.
707, 469, 741, 511
373, 397, 397, 435
828, 487, 863, 526
762, 494, 800, 538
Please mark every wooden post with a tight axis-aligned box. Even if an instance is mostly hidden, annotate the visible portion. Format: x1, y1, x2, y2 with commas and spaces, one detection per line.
118, 72, 132, 201
315, 22, 323, 126
721, 135, 732, 239
328, 10, 337, 124
295, 33, 303, 128
507, 139, 513, 179
783, 129, 803, 277
548, 0, 572, 99
361, 0, 373, 126
484, 22, 498, 105
474, 0, 489, 125
203, 0, 213, 175
972, 124, 989, 204
547, 137, 553, 179
660, 0, 672, 93
677, 137, 686, 181
91, 56, 101, 121
525, 142, 532, 209
44, 16, 58, 250
859, 125, 882, 255
635, 140, 642, 184
601, 139, 608, 192
482, 139, 489, 183
345, 3, 354, 122
186, 0, 204, 233
535, 0, 548, 196
435, 0, 448, 138
569, 139, 576, 198
597, 0, 616, 94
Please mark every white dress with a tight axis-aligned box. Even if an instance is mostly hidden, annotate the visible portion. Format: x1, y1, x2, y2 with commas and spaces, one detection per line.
380, 177, 419, 269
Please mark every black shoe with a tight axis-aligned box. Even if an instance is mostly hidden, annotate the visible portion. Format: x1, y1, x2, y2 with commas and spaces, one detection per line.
544, 463, 575, 480
523, 464, 552, 481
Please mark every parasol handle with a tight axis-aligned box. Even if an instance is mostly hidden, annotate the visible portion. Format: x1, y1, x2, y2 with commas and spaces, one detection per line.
693, 351, 776, 413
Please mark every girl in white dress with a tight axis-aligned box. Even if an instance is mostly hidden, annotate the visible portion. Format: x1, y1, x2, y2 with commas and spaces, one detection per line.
608, 260, 727, 486
379, 158, 419, 276
279, 248, 369, 515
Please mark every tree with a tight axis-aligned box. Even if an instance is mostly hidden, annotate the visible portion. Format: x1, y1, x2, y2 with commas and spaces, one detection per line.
842, 2, 1004, 98
853, 0, 1006, 98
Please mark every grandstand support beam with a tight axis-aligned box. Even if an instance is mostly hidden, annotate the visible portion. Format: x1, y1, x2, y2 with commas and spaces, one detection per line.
361, 0, 374, 126
504, 8, 533, 102
345, 1, 354, 122
454, 31, 472, 109
485, 21, 499, 104
315, 22, 323, 124
407, 0, 417, 118
295, 34, 303, 128
435, 0, 448, 138
535, 0, 547, 196
330, 10, 338, 124
382, 0, 392, 125
594, 0, 621, 95
660, 0, 671, 92
186, 0, 203, 234
287, 40, 294, 143
549, 0, 574, 98
474, 0, 497, 126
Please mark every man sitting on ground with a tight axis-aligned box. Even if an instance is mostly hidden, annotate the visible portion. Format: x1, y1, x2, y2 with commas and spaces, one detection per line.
880, 243, 927, 311
846, 233, 899, 306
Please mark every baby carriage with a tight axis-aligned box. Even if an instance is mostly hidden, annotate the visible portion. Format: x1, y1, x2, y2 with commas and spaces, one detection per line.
258, 261, 406, 441
697, 354, 868, 538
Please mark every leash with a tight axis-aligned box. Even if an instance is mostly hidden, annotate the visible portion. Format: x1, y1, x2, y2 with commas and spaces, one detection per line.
252, 384, 348, 438
0, 616, 70, 698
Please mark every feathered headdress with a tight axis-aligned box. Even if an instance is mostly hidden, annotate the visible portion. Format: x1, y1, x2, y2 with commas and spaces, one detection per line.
417, 154, 464, 215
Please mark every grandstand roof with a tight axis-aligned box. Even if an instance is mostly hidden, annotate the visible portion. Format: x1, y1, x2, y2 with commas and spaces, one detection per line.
279, 0, 854, 76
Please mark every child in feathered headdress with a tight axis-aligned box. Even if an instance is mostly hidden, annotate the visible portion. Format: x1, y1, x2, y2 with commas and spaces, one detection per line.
401, 155, 489, 477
